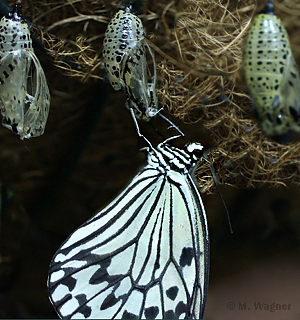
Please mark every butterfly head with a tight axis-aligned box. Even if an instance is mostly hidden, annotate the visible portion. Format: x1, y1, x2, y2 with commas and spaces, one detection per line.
185, 142, 204, 163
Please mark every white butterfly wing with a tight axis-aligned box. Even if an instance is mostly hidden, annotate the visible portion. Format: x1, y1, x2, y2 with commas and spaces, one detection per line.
48, 159, 209, 319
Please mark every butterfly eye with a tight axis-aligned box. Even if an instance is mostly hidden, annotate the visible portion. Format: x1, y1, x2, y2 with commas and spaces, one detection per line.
192, 147, 204, 160
185, 143, 204, 162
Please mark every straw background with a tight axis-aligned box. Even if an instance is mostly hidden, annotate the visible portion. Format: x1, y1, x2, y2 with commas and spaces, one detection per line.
0, 0, 300, 318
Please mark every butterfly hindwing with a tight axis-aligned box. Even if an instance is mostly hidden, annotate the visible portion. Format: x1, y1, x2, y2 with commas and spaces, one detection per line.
48, 143, 209, 319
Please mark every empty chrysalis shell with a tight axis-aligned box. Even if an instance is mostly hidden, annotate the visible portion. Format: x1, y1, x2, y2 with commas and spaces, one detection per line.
0, 4, 50, 139
102, 7, 158, 121
244, 1, 300, 141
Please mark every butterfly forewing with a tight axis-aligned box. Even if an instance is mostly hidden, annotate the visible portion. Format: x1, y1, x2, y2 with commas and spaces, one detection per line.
48, 142, 209, 319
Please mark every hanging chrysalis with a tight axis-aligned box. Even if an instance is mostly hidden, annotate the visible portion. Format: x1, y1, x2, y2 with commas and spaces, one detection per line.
244, 1, 300, 140
0, 3, 50, 139
102, 6, 158, 121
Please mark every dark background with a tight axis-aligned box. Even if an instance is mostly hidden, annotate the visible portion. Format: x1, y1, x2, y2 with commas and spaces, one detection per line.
0, 76, 299, 319
0, 0, 299, 319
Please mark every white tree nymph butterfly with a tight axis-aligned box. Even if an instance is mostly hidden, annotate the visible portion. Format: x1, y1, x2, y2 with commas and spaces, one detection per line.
0, 3, 50, 139
102, 7, 158, 121
244, 1, 300, 140
48, 140, 210, 319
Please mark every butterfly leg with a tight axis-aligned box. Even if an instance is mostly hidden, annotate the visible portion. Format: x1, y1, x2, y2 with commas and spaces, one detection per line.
129, 106, 154, 149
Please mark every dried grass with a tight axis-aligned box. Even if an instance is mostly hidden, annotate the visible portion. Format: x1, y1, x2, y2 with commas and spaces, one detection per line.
21, 0, 300, 192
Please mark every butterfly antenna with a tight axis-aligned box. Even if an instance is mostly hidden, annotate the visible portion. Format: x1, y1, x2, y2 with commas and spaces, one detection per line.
204, 151, 233, 233
158, 113, 186, 137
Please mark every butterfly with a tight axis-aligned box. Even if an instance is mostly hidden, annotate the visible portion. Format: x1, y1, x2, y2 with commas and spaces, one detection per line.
244, 1, 300, 140
48, 138, 210, 319
0, 3, 50, 139
102, 7, 158, 121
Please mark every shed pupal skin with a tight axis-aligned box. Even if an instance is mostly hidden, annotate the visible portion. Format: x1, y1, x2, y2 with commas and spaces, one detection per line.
0, 3, 50, 139
102, 7, 159, 121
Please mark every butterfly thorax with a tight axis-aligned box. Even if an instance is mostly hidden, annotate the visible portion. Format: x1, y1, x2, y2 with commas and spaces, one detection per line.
146, 143, 203, 174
